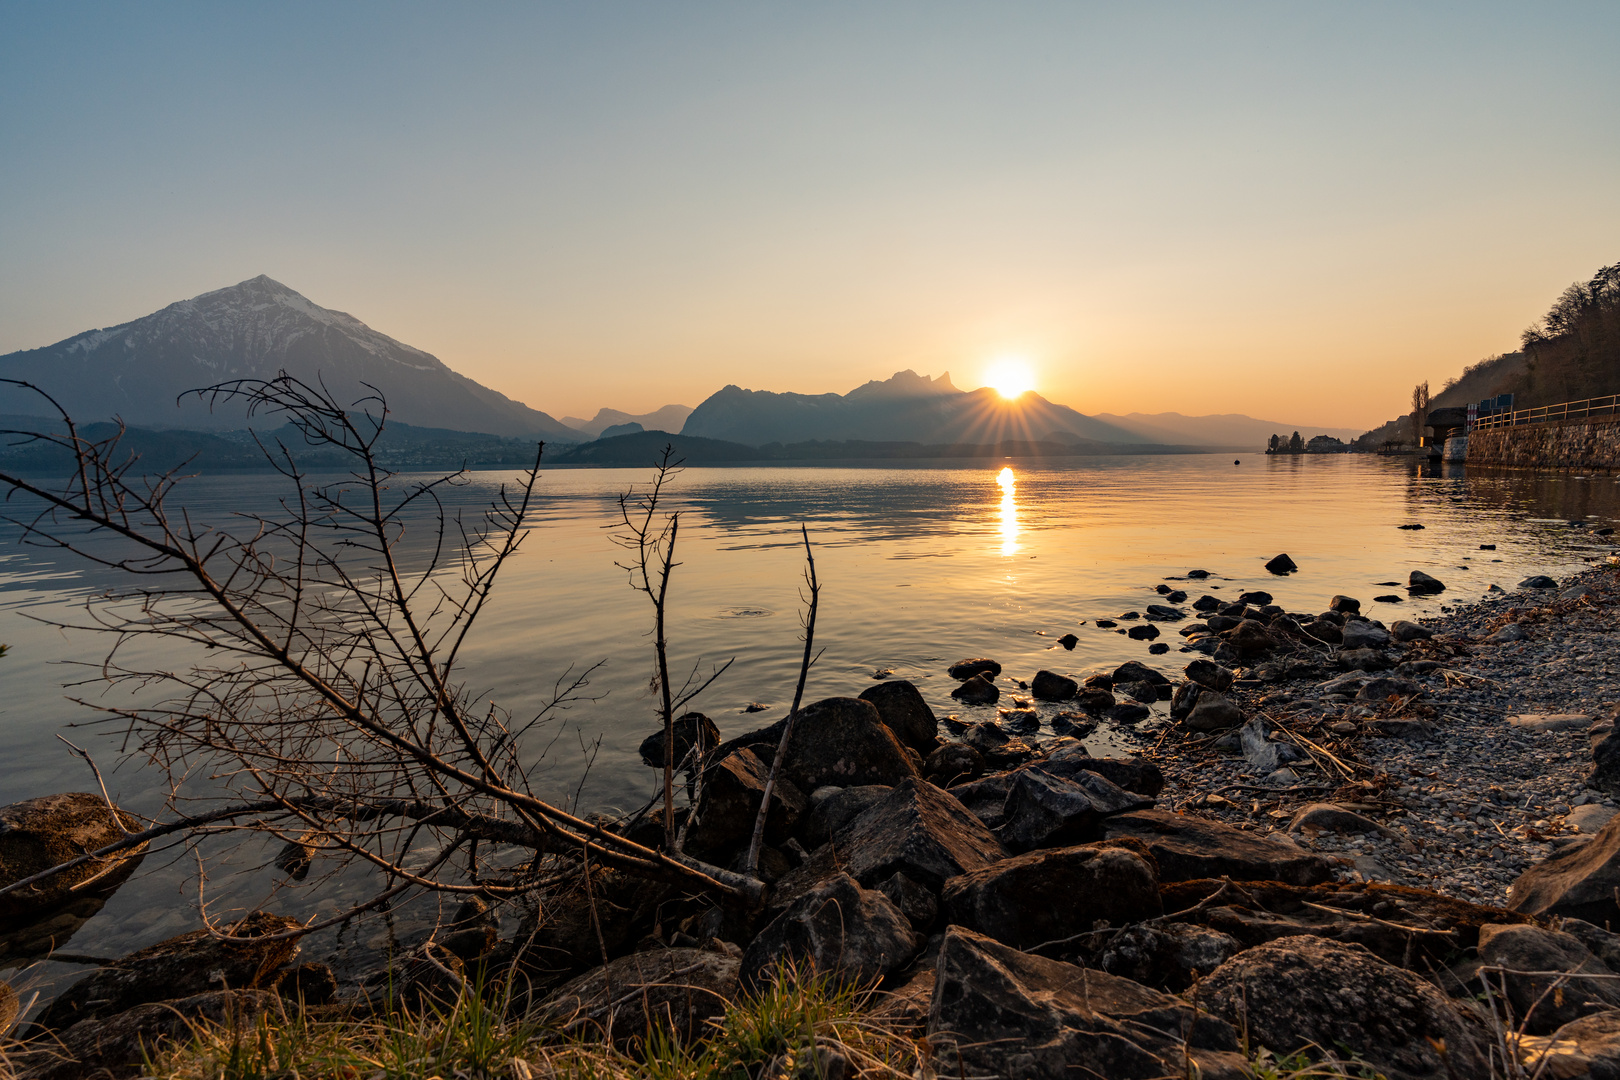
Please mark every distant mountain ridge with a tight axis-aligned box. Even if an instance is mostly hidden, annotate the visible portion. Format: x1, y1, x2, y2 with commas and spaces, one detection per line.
680, 370, 1154, 447
1092, 411, 1364, 448
0, 276, 584, 441
561, 404, 693, 438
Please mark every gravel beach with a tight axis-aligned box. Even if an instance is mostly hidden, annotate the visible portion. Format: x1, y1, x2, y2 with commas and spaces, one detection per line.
1137, 562, 1620, 907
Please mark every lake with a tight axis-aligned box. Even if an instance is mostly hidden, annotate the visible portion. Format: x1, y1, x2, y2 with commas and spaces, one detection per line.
3, 452, 1618, 998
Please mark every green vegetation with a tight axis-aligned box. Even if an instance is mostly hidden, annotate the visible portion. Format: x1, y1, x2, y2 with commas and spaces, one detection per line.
132, 969, 918, 1080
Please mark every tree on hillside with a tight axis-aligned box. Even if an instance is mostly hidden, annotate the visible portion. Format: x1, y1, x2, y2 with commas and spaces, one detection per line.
1520, 262, 1620, 406
1410, 382, 1430, 444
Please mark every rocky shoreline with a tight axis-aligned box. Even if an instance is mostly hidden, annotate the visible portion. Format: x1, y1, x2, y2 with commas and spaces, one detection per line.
10, 559, 1620, 1077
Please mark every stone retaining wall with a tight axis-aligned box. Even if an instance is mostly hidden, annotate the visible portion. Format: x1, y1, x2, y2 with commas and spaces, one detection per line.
1467, 416, 1620, 471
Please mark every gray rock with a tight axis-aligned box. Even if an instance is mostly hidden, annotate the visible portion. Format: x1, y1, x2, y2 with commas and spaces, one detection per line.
739, 873, 920, 992
1510, 811, 1620, 925
1184, 658, 1234, 691
927, 926, 1246, 1080
1117, 679, 1160, 703
539, 947, 740, 1047
1126, 623, 1160, 640
1535, 1010, 1620, 1080
1478, 923, 1620, 1034
836, 777, 1007, 889
1200, 936, 1489, 1080
1098, 922, 1242, 992
1239, 717, 1305, 774
1145, 604, 1185, 621
637, 712, 721, 769
1355, 676, 1422, 703
876, 871, 938, 930
1112, 660, 1168, 687
35, 912, 301, 1031
1107, 703, 1151, 723
1593, 729, 1620, 797
1339, 647, 1392, 671
857, 680, 939, 756
1486, 623, 1529, 644
1341, 621, 1392, 650
1222, 619, 1275, 657
777, 697, 921, 792
1101, 810, 1333, 885
1287, 802, 1383, 835
1520, 575, 1559, 589
687, 748, 808, 855
1390, 620, 1433, 642
1266, 553, 1298, 574
1328, 594, 1361, 614
948, 658, 1001, 680
997, 768, 1154, 853
1045, 746, 1164, 797
802, 784, 891, 847
1193, 594, 1222, 612
1030, 670, 1078, 701
942, 841, 1162, 949
26, 990, 280, 1080
950, 674, 1000, 704
1185, 691, 1244, 731
922, 743, 982, 787
1407, 570, 1446, 594
0, 793, 148, 922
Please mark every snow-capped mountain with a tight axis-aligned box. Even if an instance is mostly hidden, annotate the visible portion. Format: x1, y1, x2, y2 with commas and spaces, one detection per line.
0, 276, 583, 440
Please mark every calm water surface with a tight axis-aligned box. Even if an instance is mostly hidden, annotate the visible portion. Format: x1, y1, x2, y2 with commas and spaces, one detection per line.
3, 454, 1618, 997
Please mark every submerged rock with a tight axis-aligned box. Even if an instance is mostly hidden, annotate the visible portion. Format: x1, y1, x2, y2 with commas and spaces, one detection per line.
0, 793, 148, 922
1407, 570, 1446, 594
948, 658, 1001, 680
1030, 670, 1078, 701
950, 673, 1000, 705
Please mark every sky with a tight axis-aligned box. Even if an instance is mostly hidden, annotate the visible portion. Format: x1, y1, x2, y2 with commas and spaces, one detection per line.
2, 3, 1618, 429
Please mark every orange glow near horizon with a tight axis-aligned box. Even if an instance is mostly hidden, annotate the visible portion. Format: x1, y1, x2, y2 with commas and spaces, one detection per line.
997, 466, 1019, 556
983, 357, 1036, 400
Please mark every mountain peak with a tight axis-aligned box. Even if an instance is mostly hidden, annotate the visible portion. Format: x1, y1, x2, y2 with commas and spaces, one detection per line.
846, 369, 960, 400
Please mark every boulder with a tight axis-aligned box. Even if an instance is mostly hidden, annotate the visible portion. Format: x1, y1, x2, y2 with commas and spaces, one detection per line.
539, 947, 740, 1048
1510, 809, 1620, 924
1341, 621, 1392, 650
1328, 594, 1361, 614
950, 674, 999, 705
1107, 703, 1151, 723
1184, 658, 1234, 692
1101, 810, 1333, 885
1407, 570, 1446, 594
875, 871, 938, 930
1045, 746, 1164, 797
1193, 594, 1222, 612
1339, 647, 1392, 671
996, 768, 1154, 853
948, 658, 1001, 680
1126, 624, 1160, 641
1239, 717, 1305, 774
836, 777, 1007, 889
1531, 1010, 1620, 1078
1144, 604, 1185, 621
1265, 553, 1298, 574
1520, 575, 1559, 589
1591, 728, 1620, 796
739, 873, 920, 992
637, 712, 721, 769
687, 748, 808, 855
35, 912, 301, 1031
1391, 620, 1433, 642
1185, 691, 1244, 731
1111, 660, 1168, 687
1057, 632, 1079, 649
1074, 688, 1116, 713
1302, 618, 1344, 644
1486, 623, 1529, 644
1097, 921, 1242, 992
1117, 679, 1160, 703
1237, 590, 1273, 606
1199, 936, 1489, 1080
927, 926, 1246, 1080
1221, 619, 1275, 657
25, 990, 280, 1080
1030, 670, 1078, 701
776, 697, 920, 792
1356, 675, 1422, 703
802, 785, 891, 847
922, 743, 981, 787
1287, 803, 1384, 836
941, 841, 1162, 949
1477, 922, 1620, 1034
0, 793, 147, 922
858, 680, 939, 756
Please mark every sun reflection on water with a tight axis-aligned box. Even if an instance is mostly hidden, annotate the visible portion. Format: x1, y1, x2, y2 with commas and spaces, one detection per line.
997, 466, 1019, 555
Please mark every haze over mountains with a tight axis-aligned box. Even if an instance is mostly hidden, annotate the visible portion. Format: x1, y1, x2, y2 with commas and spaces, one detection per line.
0, 276, 582, 440
0, 277, 1357, 458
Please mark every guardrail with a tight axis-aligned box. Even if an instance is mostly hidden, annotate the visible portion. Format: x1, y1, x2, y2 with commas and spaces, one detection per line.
1470, 394, 1620, 431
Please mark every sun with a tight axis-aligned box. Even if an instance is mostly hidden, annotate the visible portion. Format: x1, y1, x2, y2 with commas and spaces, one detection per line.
983, 357, 1035, 399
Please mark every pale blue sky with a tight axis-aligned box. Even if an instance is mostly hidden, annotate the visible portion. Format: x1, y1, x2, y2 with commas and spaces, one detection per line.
2, 3, 1617, 426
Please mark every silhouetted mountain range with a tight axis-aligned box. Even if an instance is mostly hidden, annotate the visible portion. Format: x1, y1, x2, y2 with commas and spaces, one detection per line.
561, 404, 694, 438
0, 276, 583, 441
680, 370, 1152, 446
1092, 411, 1363, 448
